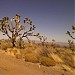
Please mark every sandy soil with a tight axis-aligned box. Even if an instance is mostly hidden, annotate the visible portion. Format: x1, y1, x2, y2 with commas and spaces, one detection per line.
0, 50, 74, 75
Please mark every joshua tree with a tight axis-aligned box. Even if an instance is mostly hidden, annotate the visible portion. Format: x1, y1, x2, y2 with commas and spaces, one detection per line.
68, 39, 74, 51
51, 39, 56, 48
66, 25, 75, 39
52, 39, 55, 43
37, 35, 47, 46
0, 14, 41, 47
66, 25, 75, 52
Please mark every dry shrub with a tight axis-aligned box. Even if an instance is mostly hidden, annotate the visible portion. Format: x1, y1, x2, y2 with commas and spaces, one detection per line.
49, 53, 63, 63
20, 45, 38, 56
0, 41, 12, 50
39, 56, 56, 67
16, 54, 22, 59
6, 48, 15, 56
25, 53, 39, 63
38, 48, 50, 57
24, 43, 35, 48
6, 47, 21, 57
62, 53, 75, 68
13, 48, 22, 59
13, 47, 21, 55
32, 47, 51, 59
24, 48, 33, 54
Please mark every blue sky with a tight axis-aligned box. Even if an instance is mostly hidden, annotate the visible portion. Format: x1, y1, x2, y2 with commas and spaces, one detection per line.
0, 0, 74, 42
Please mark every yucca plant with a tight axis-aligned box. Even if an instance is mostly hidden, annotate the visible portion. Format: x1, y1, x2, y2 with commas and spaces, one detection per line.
66, 25, 75, 53
68, 39, 75, 52
37, 35, 47, 46
0, 14, 41, 47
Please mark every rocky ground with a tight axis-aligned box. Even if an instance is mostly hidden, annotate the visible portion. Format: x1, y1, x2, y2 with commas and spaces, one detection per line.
0, 49, 74, 75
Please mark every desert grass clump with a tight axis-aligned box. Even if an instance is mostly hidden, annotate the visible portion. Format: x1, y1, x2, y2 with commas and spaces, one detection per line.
0, 39, 12, 50
39, 48, 50, 57
6, 47, 21, 57
6, 48, 15, 56
61, 53, 75, 68
16, 54, 22, 59
39, 56, 56, 67
23, 47, 35, 54
13, 47, 21, 55
25, 53, 39, 63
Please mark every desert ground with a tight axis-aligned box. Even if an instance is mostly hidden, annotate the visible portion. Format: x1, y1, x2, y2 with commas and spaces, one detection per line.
0, 46, 74, 75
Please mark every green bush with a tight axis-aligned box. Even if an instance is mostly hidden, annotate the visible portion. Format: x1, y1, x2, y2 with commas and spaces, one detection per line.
25, 53, 39, 63
39, 57, 56, 67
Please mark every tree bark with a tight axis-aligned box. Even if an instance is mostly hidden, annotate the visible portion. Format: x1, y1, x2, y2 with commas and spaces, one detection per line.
12, 32, 16, 47
12, 39, 16, 47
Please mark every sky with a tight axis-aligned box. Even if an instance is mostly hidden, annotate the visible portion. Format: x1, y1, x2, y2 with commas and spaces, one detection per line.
0, 0, 74, 42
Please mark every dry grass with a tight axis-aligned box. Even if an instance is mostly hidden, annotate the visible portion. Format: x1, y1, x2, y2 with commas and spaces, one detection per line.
0, 39, 75, 69
6, 47, 21, 57
0, 39, 12, 50
39, 56, 56, 66
25, 53, 39, 63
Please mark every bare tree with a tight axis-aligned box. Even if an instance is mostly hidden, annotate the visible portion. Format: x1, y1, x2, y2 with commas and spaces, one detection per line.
0, 14, 40, 47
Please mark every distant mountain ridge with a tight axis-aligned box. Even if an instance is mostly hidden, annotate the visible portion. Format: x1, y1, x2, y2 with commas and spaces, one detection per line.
24, 40, 69, 47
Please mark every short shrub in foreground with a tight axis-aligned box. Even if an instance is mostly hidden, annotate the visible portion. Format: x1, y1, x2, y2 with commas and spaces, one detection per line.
25, 53, 39, 63
39, 56, 56, 67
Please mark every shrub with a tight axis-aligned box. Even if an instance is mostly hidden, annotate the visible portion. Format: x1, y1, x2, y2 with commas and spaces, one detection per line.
0, 40, 12, 50
61, 53, 75, 68
39, 48, 50, 57
16, 54, 22, 59
25, 53, 39, 63
13, 47, 21, 55
39, 56, 56, 67
6, 47, 21, 57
